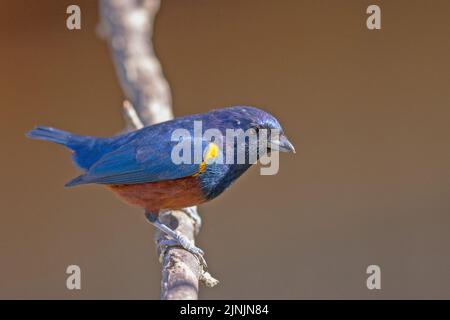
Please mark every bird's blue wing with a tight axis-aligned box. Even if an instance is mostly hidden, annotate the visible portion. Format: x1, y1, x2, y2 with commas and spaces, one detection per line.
66, 136, 213, 186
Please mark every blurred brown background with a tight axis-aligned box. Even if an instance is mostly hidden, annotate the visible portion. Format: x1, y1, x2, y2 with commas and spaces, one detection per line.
1, 0, 449, 299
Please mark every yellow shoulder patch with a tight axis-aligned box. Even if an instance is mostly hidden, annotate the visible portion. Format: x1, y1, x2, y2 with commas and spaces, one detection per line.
193, 142, 219, 176
204, 142, 219, 162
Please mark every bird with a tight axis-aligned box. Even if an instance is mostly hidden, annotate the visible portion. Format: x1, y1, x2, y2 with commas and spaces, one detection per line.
26, 106, 295, 258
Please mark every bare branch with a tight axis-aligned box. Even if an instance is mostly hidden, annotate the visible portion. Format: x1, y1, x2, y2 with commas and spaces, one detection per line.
98, 0, 218, 300
98, 0, 172, 127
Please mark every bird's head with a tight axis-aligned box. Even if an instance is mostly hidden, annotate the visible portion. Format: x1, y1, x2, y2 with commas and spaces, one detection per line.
227, 106, 296, 155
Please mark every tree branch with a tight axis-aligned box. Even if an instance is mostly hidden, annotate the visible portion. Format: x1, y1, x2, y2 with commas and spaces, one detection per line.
98, 0, 218, 300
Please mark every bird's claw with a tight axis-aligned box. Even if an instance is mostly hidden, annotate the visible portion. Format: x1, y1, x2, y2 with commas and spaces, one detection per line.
174, 232, 205, 256
146, 212, 208, 271
158, 232, 207, 270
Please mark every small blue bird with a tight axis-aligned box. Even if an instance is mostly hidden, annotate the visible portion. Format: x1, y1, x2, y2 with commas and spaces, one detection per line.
27, 106, 295, 256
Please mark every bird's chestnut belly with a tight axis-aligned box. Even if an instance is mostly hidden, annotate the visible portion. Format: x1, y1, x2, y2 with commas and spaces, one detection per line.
107, 175, 207, 212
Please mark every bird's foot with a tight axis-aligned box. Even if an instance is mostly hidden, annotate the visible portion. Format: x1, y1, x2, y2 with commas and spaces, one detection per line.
157, 233, 204, 255
158, 234, 207, 268
148, 211, 218, 287
174, 231, 204, 255
146, 211, 207, 269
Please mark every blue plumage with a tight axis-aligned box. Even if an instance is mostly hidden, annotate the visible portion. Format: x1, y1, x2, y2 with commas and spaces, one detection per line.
27, 106, 295, 203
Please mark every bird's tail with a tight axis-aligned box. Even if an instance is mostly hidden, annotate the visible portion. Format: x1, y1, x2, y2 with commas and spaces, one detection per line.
26, 126, 102, 171
26, 126, 77, 147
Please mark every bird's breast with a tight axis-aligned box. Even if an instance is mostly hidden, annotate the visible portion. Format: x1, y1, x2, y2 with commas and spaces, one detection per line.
107, 175, 207, 212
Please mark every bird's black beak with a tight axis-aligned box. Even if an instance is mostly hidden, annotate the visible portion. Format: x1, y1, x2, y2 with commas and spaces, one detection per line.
269, 134, 296, 153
